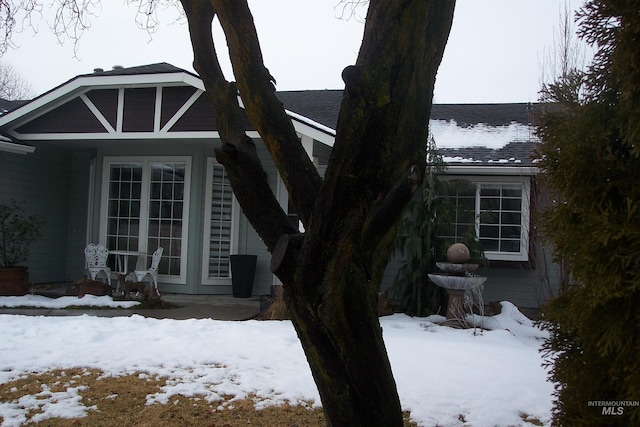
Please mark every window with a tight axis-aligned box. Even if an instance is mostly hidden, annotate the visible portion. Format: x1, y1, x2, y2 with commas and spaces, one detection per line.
101, 157, 191, 283
201, 158, 239, 285
442, 178, 530, 261
478, 184, 524, 255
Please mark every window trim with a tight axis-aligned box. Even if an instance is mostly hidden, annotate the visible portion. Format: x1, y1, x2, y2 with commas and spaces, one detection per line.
200, 158, 240, 286
99, 156, 192, 284
443, 175, 531, 262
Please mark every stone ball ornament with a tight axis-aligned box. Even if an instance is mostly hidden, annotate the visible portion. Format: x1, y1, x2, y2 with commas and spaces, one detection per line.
446, 243, 471, 264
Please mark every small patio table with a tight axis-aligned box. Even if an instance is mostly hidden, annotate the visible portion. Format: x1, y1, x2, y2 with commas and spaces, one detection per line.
109, 250, 147, 287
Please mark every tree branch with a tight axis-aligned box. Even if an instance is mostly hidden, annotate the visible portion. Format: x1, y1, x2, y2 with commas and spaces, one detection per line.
181, 0, 296, 251
362, 165, 421, 242
211, 0, 322, 228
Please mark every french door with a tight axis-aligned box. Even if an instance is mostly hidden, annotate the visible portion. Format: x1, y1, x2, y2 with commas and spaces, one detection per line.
101, 157, 191, 283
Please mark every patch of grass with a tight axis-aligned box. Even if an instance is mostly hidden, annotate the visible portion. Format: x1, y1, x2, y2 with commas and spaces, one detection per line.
257, 285, 289, 320
519, 411, 544, 426
0, 369, 418, 426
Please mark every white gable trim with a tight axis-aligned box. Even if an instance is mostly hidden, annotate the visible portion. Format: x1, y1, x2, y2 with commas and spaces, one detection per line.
236, 96, 335, 148
0, 139, 35, 154
287, 110, 335, 147
0, 71, 204, 129
160, 89, 203, 133
80, 93, 116, 134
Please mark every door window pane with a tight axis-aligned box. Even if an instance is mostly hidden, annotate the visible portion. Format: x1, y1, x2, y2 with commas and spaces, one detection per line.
106, 163, 143, 253
147, 163, 186, 276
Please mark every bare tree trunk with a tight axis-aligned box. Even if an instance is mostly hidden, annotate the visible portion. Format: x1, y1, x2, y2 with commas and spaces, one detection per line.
181, 0, 455, 425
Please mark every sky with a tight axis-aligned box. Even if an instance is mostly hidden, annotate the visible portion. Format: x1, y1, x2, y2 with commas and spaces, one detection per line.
0, 298, 554, 426
0, 0, 586, 103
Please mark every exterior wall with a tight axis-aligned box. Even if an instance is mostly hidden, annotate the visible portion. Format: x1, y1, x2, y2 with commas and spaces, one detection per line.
479, 265, 545, 308
1, 138, 282, 296
0, 142, 72, 283
65, 151, 93, 281
381, 254, 557, 309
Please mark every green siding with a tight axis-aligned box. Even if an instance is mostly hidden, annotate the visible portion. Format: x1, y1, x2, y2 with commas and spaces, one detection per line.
65, 151, 93, 281
0, 143, 72, 283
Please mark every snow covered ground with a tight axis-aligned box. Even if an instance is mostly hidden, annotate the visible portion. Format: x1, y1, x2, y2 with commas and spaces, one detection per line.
0, 294, 140, 309
0, 297, 553, 427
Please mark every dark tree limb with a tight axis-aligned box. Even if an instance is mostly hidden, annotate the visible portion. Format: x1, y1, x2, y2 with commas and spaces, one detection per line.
270, 233, 305, 279
362, 165, 422, 242
181, 0, 296, 251
212, 0, 322, 228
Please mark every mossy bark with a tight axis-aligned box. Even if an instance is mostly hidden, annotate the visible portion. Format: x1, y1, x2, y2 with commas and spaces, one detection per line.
181, 0, 455, 425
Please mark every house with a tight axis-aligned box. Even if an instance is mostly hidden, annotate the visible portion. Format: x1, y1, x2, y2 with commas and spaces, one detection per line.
0, 63, 334, 296
0, 63, 557, 307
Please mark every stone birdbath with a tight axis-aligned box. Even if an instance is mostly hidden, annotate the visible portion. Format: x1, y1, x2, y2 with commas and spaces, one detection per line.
428, 243, 486, 328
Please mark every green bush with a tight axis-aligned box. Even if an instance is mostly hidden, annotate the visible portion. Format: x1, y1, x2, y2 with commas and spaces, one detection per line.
391, 139, 485, 317
536, 1, 640, 424
0, 200, 44, 267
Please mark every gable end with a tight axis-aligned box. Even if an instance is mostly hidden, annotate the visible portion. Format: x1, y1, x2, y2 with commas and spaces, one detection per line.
15, 97, 107, 134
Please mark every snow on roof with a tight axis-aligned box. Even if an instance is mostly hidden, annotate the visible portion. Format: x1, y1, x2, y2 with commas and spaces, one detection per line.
430, 119, 536, 150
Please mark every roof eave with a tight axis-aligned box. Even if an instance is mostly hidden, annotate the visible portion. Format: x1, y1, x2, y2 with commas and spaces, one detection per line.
288, 113, 335, 147
0, 139, 35, 154
443, 165, 540, 175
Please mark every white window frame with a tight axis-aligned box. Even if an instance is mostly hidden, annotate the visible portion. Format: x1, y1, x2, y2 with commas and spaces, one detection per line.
201, 158, 240, 286
443, 176, 531, 262
99, 156, 192, 284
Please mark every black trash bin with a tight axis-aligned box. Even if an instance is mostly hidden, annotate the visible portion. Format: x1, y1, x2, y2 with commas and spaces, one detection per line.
230, 254, 257, 298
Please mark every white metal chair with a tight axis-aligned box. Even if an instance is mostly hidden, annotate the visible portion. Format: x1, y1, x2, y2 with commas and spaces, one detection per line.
84, 243, 112, 286
134, 247, 163, 295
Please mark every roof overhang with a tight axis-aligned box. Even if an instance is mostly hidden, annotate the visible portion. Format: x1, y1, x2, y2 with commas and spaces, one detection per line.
443, 165, 539, 176
288, 111, 335, 147
0, 137, 35, 154
236, 97, 335, 147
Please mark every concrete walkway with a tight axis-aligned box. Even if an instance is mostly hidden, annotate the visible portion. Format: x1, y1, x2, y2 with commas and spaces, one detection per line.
0, 292, 263, 321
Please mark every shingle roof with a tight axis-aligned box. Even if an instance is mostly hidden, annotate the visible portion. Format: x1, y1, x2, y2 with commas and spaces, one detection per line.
0, 99, 29, 115
275, 90, 343, 129
80, 62, 190, 78
275, 90, 538, 167
438, 142, 538, 166
431, 103, 534, 127
275, 90, 535, 127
